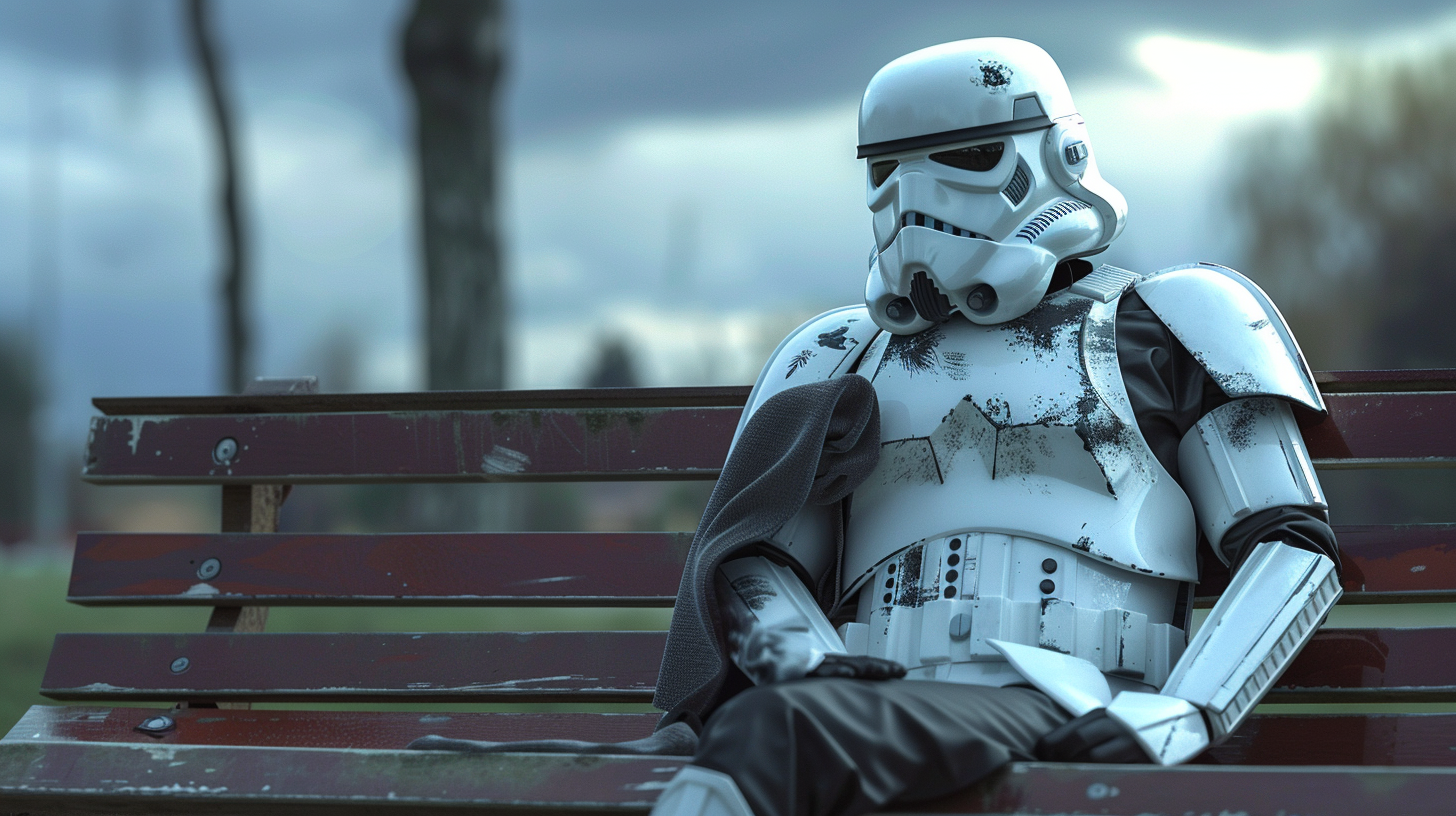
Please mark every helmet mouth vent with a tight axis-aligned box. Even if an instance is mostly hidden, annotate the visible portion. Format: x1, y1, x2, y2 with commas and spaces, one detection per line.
909, 271, 954, 323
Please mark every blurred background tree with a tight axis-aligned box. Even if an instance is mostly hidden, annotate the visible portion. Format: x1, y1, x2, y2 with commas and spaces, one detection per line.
1228, 42, 1456, 524
0, 336, 36, 545
1229, 44, 1456, 371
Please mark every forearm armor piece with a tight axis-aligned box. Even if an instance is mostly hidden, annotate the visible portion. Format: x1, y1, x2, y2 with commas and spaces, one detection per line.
719, 556, 847, 685
1160, 540, 1341, 740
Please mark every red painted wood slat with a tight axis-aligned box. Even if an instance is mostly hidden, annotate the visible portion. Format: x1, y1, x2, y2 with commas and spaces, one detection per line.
68, 524, 1456, 607
79, 389, 1456, 485
1195, 524, 1456, 604
67, 531, 692, 606
83, 407, 743, 484
41, 632, 666, 704
36, 628, 1456, 704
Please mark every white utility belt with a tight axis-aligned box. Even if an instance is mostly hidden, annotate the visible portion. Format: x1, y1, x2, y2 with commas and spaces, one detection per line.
837, 595, 1185, 690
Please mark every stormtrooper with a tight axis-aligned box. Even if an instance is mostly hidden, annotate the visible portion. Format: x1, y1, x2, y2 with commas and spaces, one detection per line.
649, 38, 1341, 816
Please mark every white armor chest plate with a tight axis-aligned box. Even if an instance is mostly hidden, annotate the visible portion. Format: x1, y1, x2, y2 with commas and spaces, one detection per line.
845, 289, 1198, 591
834, 290, 1197, 689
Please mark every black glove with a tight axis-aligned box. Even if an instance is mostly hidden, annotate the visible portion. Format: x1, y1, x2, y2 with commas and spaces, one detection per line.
807, 653, 907, 680
1035, 708, 1151, 763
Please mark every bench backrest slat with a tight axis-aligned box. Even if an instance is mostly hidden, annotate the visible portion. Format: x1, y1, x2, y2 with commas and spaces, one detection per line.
68, 525, 1456, 606
80, 388, 1456, 485
67, 531, 692, 606
38, 627, 1456, 704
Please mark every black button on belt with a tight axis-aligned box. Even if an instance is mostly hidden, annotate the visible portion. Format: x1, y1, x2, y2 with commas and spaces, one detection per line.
1039, 579, 1055, 594
1041, 558, 1057, 574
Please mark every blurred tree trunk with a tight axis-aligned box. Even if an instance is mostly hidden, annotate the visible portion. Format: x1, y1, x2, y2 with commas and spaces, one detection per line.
404, 0, 506, 391
185, 0, 249, 394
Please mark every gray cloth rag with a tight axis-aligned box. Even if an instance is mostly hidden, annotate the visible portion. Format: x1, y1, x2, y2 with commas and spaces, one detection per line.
652, 374, 881, 727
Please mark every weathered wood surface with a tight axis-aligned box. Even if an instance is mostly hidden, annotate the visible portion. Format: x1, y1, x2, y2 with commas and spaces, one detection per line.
67, 532, 693, 606
81, 374, 1456, 485
4, 738, 1456, 816
12, 706, 1456, 767
41, 632, 666, 703
68, 525, 1456, 606
34, 627, 1456, 704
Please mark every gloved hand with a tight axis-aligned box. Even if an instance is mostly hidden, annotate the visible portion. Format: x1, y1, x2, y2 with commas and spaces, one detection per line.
1034, 708, 1150, 763
807, 654, 907, 680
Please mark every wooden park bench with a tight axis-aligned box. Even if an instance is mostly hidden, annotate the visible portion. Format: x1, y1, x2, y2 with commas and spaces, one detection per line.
4, 369, 1456, 814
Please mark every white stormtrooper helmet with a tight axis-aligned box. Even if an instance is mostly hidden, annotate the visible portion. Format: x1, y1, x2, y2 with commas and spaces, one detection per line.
860, 38, 1128, 333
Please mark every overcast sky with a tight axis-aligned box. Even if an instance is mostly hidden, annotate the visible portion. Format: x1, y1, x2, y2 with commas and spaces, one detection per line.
2, 0, 1455, 460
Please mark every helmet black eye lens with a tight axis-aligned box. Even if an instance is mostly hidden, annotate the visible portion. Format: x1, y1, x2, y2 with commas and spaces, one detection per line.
929, 142, 1004, 172
871, 160, 899, 187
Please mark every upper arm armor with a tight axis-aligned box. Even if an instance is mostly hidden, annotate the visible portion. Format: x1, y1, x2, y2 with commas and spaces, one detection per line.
1178, 398, 1328, 560
1133, 263, 1324, 414
729, 306, 881, 579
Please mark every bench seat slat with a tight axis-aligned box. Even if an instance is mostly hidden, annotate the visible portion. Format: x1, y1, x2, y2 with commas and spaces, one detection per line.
84, 407, 743, 485
10, 705, 1456, 767
36, 628, 1456, 703
41, 632, 665, 703
68, 532, 691, 606
69, 525, 1456, 606
3, 741, 1456, 816
6, 706, 660, 750
80, 390, 1456, 485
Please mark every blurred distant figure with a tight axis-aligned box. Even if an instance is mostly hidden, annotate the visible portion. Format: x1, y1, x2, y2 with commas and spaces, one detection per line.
585, 336, 641, 389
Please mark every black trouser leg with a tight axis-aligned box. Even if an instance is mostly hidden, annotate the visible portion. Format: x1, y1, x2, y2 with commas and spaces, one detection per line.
692, 679, 1069, 816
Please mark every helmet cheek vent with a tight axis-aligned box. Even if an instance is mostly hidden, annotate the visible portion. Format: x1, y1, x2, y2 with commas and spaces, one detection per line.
909, 271, 955, 323
1002, 160, 1031, 206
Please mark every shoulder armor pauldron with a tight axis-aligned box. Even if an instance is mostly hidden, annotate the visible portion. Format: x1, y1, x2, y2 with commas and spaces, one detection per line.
731, 305, 882, 447
1133, 263, 1324, 414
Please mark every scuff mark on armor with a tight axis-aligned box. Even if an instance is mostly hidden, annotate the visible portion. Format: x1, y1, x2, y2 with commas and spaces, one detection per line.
1001, 298, 1085, 358
1186, 348, 1263, 397
817, 326, 853, 350
785, 349, 815, 379
1074, 536, 1093, 552
891, 544, 940, 608
1247, 318, 1270, 331
878, 325, 945, 377
941, 350, 969, 380
731, 575, 777, 611
970, 59, 1013, 91
1222, 399, 1274, 451
876, 438, 944, 485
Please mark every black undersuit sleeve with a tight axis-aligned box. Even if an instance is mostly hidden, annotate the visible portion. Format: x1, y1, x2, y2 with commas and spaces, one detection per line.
1115, 292, 1340, 575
